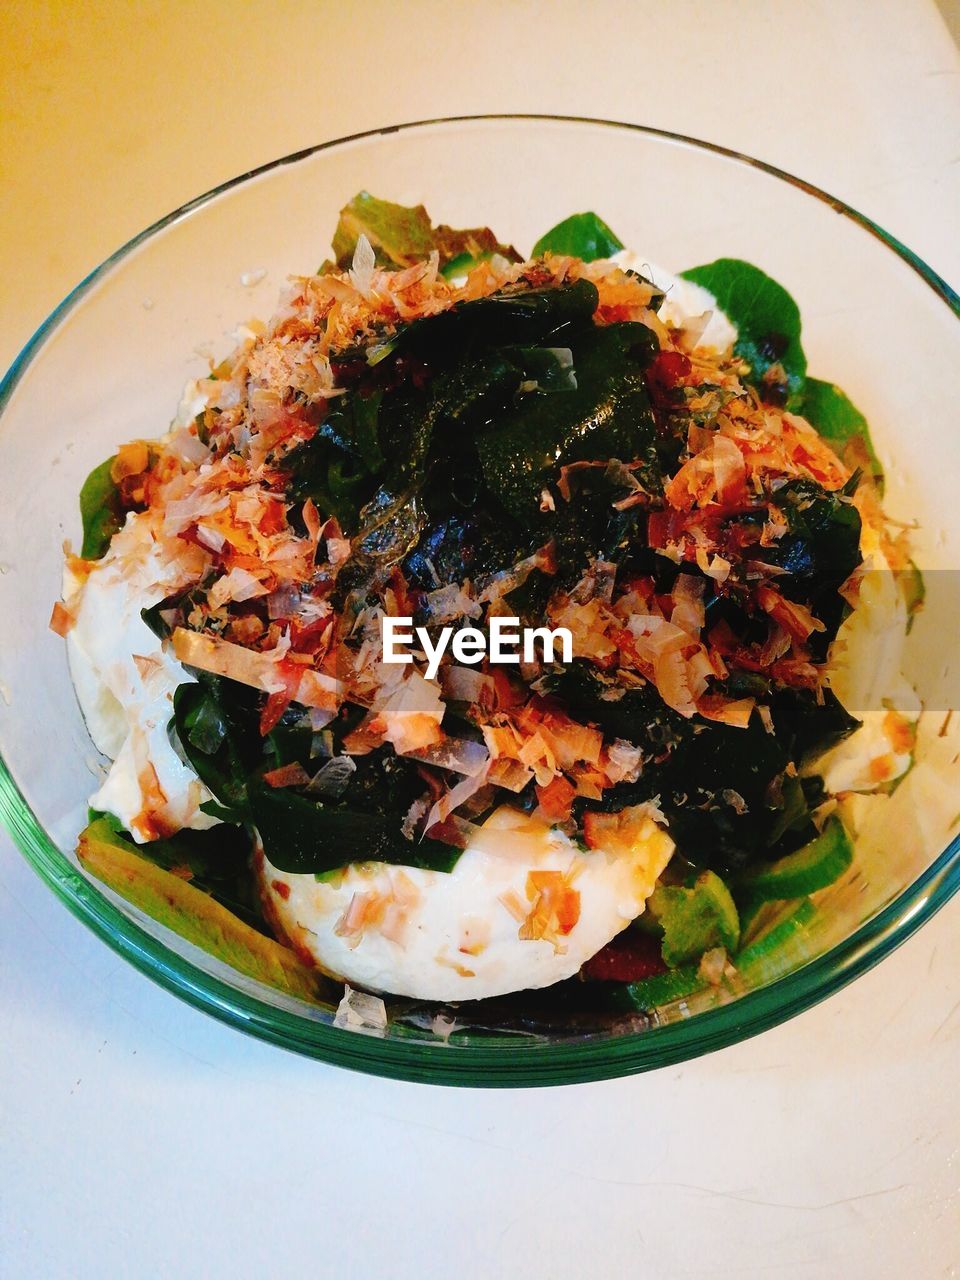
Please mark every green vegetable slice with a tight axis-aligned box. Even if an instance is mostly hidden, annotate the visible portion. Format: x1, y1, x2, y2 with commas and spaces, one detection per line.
735, 893, 774, 947
737, 816, 854, 900
624, 964, 705, 1010
532, 212, 624, 262
440, 250, 490, 279
77, 818, 335, 1001
624, 897, 821, 1007
79, 455, 123, 559
648, 870, 740, 967
331, 191, 519, 270
679, 258, 806, 404
734, 897, 817, 985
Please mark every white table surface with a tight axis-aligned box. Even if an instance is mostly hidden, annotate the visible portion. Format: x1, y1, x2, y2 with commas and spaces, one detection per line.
2, 3, 959, 1276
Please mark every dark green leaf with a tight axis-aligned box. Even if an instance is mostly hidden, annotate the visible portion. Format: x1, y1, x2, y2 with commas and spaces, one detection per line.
249, 786, 460, 876
172, 676, 465, 876
765, 478, 862, 647
183, 686, 230, 755
285, 390, 386, 532
79, 456, 123, 559
141, 579, 214, 642
476, 320, 659, 520
173, 681, 255, 819
680, 258, 806, 404
532, 212, 625, 262
798, 377, 882, 483
771, 687, 860, 763
902, 560, 925, 632
86, 811, 262, 930
549, 662, 818, 873
547, 663, 692, 753
200, 801, 240, 823
390, 277, 601, 360
395, 352, 526, 486
265, 706, 315, 770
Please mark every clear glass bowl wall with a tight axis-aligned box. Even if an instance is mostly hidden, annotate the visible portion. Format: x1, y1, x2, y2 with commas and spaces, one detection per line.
1, 117, 957, 1085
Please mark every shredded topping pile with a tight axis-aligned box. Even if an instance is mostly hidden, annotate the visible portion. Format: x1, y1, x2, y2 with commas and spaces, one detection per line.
59, 240, 879, 874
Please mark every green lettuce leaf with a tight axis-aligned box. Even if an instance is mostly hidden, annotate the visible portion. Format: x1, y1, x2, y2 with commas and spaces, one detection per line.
331, 191, 519, 270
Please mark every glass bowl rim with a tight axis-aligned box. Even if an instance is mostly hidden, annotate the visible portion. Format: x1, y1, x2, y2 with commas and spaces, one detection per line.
2, 113, 958, 1087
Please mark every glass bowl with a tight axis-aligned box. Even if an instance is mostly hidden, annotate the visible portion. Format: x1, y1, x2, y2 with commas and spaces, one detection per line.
2, 116, 958, 1086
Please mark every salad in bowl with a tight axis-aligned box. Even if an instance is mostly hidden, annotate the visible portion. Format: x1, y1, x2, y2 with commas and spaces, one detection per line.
52, 191, 932, 1031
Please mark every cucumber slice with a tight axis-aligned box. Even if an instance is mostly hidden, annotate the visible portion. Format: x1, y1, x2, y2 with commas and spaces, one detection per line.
737, 894, 794, 948
625, 964, 704, 1010
440, 251, 489, 279
649, 870, 740, 967
735, 897, 817, 986
737, 817, 853, 901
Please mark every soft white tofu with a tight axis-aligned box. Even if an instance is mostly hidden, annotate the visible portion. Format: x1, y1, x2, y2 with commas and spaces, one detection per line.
257, 806, 675, 1000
